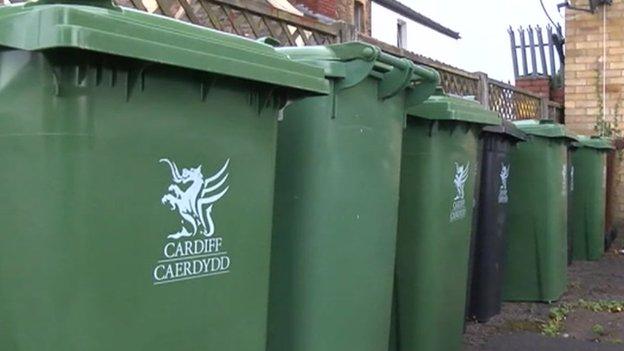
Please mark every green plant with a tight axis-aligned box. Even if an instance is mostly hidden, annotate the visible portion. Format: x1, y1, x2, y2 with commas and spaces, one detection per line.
578, 299, 624, 313
591, 323, 606, 336
552, 67, 564, 89
594, 67, 623, 139
541, 304, 572, 336
594, 66, 624, 160
540, 300, 624, 337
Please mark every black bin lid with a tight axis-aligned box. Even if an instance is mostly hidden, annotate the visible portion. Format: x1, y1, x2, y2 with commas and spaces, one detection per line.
482, 120, 527, 142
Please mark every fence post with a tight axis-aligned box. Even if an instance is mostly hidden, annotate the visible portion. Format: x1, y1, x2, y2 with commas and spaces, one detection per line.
476, 72, 490, 109
336, 22, 356, 43
540, 97, 549, 120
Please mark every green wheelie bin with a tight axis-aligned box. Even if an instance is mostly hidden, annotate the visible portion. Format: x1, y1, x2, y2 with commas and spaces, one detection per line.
0, 1, 329, 350
268, 43, 439, 351
391, 90, 500, 351
503, 120, 578, 302
570, 136, 613, 261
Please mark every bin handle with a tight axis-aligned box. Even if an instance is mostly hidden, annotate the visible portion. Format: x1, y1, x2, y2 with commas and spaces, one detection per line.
378, 60, 414, 100
27, 0, 119, 9
411, 65, 440, 86
406, 65, 440, 108
377, 53, 414, 100
256, 37, 282, 47
377, 52, 439, 84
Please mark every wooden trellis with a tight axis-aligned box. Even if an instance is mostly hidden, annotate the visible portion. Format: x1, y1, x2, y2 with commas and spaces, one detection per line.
3, 0, 342, 46
437, 70, 480, 100
488, 80, 542, 120
357, 35, 563, 123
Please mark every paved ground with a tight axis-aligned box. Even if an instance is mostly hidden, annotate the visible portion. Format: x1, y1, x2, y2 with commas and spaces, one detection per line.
463, 226, 624, 350
479, 332, 624, 351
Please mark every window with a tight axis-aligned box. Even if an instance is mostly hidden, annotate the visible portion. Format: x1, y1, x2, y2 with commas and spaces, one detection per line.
354, 1, 364, 32
397, 19, 407, 49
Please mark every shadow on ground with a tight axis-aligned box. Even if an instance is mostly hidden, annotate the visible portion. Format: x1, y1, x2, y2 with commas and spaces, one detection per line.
463, 227, 624, 351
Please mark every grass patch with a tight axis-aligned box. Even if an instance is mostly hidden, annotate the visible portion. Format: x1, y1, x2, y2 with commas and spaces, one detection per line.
541, 304, 572, 336
540, 299, 624, 337
591, 324, 606, 336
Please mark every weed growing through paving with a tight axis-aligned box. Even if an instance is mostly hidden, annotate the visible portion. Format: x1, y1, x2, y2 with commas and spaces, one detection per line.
578, 299, 624, 313
540, 299, 624, 337
542, 304, 573, 336
591, 324, 606, 336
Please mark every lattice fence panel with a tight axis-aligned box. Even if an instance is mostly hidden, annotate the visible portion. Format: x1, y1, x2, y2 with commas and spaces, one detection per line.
489, 82, 541, 120
438, 70, 480, 98
0, 0, 339, 45
0, 0, 338, 46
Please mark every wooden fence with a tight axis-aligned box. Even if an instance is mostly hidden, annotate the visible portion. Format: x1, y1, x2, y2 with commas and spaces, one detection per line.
0, 0, 563, 122
359, 35, 564, 122
122, 0, 346, 46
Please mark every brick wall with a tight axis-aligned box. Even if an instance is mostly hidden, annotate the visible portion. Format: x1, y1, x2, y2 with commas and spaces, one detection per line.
566, 0, 624, 222
516, 76, 551, 99
336, 0, 371, 35
290, 0, 337, 18
290, 0, 371, 35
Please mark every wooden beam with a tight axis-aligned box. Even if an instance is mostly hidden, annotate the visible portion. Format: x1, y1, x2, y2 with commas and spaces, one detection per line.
213, 0, 338, 36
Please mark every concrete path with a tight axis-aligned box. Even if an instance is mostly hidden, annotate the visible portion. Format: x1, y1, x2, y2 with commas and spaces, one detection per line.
481, 332, 624, 351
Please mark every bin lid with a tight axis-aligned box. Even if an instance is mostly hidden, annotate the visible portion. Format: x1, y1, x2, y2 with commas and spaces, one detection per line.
0, 0, 330, 94
512, 119, 579, 141
482, 120, 527, 141
406, 89, 501, 126
278, 42, 439, 102
574, 135, 615, 150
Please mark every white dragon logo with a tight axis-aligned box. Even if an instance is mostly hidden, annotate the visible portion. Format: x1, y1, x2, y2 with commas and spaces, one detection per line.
160, 158, 230, 240
500, 163, 510, 192
453, 162, 470, 201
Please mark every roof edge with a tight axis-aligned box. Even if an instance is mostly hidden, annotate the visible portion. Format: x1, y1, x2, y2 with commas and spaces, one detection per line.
372, 0, 460, 39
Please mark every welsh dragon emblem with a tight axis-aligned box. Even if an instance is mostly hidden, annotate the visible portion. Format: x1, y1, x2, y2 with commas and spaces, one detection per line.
160, 158, 230, 240
500, 163, 510, 192
453, 162, 470, 201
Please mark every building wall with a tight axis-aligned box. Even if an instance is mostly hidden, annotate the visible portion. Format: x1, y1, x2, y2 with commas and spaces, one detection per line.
566, 0, 624, 222
290, 0, 337, 17
289, 0, 371, 35
516, 76, 552, 99
370, 3, 461, 75
336, 0, 371, 36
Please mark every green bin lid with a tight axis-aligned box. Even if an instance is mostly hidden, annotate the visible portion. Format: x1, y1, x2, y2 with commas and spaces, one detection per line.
512, 119, 579, 141
574, 135, 614, 150
0, 0, 330, 94
278, 42, 439, 102
406, 89, 501, 126
482, 120, 527, 141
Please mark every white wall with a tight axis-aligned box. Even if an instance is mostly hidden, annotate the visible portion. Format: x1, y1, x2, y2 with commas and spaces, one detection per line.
372, 4, 460, 64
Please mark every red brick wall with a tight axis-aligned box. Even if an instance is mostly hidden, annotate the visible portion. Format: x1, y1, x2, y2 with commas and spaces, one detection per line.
290, 0, 337, 18
516, 76, 551, 99
290, 0, 372, 35
551, 87, 565, 105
